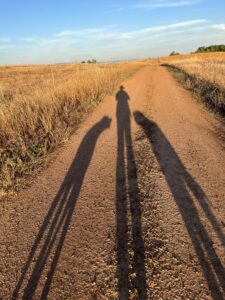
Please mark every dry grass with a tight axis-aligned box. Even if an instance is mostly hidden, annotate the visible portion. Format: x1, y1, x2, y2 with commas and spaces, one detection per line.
0, 61, 144, 192
160, 52, 225, 111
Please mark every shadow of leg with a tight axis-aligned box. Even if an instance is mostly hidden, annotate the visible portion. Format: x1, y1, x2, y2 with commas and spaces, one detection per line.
125, 120, 147, 300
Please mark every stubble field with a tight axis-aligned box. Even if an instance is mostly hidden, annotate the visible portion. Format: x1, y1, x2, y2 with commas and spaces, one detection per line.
0, 61, 144, 192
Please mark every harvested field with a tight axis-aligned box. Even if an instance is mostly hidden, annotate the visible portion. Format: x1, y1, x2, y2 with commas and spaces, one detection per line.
0, 61, 144, 192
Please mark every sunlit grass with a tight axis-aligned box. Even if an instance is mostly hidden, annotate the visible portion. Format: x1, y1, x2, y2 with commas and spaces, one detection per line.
0, 61, 144, 192
160, 52, 225, 110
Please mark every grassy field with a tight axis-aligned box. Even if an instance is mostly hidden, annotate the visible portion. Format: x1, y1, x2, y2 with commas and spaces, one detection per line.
1, 53, 224, 193
0, 61, 144, 192
160, 52, 225, 112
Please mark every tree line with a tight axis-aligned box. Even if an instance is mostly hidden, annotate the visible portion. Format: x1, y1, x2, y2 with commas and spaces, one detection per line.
169, 44, 225, 56
195, 44, 225, 53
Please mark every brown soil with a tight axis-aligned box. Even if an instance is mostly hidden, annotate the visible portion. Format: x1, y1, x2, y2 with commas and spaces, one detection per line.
0, 66, 225, 299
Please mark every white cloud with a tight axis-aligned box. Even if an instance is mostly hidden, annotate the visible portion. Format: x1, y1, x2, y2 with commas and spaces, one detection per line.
110, 0, 203, 12
60, 19, 208, 41
56, 30, 77, 37
2, 18, 225, 64
13, 19, 209, 47
132, 0, 202, 9
56, 28, 105, 37
210, 24, 225, 31
115, 19, 207, 40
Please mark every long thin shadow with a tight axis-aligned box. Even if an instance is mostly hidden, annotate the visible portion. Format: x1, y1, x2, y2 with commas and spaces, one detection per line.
134, 111, 225, 300
13, 116, 111, 300
116, 86, 147, 299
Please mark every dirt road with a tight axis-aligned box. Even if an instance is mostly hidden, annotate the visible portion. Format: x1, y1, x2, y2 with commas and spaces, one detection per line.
0, 66, 225, 299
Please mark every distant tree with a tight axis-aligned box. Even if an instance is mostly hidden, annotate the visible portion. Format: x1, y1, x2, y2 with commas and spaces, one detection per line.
196, 46, 206, 53
85, 59, 97, 64
195, 44, 225, 53
169, 51, 180, 56
81, 60, 86, 64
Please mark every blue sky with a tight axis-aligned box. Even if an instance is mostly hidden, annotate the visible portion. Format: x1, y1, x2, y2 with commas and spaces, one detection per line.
0, 0, 225, 64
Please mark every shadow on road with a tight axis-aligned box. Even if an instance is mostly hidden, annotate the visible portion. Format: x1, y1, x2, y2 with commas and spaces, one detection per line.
116, 86, 147, 299
12, 89, 225, 299
134, 111, 225, 300
13, 116, 111, 300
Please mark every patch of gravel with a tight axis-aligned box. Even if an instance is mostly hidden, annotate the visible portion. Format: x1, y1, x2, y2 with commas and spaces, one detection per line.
91, 126, 200, 300
132, 128, 198, 299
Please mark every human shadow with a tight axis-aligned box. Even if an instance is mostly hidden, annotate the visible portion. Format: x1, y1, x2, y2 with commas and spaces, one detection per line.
13, 116, 111, 300
134, 111, 225, 300
116, 86, 147, 299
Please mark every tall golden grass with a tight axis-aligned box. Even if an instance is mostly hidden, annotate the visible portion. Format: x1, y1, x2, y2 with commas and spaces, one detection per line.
0, 61, 144, 192
161, 52, 225, 111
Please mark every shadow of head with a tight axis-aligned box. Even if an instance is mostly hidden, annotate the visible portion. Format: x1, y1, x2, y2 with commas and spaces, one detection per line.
98, 116, 112, 129
133, 111, 156, 129
116, 85, 130, 103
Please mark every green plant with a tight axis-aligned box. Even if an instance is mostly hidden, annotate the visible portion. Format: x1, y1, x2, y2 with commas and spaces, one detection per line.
169, 51, 180, 56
